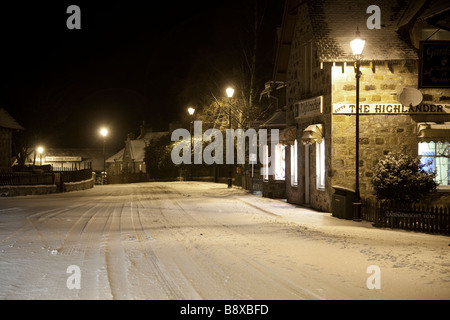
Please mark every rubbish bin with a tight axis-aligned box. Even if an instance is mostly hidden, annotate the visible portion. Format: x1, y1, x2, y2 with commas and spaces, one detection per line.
332, 186, 356, 220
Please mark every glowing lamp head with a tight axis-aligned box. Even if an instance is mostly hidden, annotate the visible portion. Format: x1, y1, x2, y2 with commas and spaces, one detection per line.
188, 107, 195, 116
100, 128, 108, 137
37, 146, 44, 154
350, 27, 365, 56
226, 87, 235, 98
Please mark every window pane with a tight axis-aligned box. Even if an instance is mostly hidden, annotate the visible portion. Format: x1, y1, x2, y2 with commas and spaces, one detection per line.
275, 144, 286, 180
291, 140, 298, 186
419, 141, 435, 173
316, 140, 325, 189
418, 141, 450, 186
263, 145, 269, 180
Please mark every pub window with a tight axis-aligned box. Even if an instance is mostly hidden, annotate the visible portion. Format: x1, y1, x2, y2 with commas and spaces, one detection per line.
291, 140, 298, 186
316, 139, 326, 190
419, 141, 450, 185
275, 144, 286, 181
263, 145, 269, 181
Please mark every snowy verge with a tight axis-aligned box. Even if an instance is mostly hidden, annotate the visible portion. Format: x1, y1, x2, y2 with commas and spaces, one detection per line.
63, 178, 95, 192
0, 184, 58, 197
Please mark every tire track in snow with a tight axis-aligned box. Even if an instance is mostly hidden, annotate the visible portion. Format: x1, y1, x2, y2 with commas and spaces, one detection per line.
0, 193, 109, 248
102, 196, 129, 299
132, 185, 215, 299
160, 184, 327, 299
138, 185, 266, 299
128, 186, 191, 299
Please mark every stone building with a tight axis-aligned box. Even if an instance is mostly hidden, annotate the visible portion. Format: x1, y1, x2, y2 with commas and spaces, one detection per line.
263, 0, 450, 213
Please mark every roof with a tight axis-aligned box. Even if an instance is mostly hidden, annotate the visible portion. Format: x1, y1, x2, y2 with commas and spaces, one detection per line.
107, 130, 170, 164
141, 131, 170, 143
0, 108, 24, 130
309, 0, 419, 62
416, 0, 450, 31
272, 0, 427, 75
128, 140, 146, 161
260, 109, 286, 129
106, 148, 124, 163
272, 0, 300, 82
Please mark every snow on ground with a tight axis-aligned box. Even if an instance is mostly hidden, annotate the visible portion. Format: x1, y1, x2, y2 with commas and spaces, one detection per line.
0, 181, 449, 300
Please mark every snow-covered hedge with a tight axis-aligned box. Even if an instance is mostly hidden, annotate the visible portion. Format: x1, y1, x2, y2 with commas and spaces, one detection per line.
371, 153, 438, 202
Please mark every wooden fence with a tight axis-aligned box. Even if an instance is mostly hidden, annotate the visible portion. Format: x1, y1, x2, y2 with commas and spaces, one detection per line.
0, 172, 55, 186
371, 200, 450, 235
59, 169, 93, 183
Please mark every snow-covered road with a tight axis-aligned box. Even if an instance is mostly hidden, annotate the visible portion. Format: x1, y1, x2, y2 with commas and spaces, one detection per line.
0, 182, 449, 300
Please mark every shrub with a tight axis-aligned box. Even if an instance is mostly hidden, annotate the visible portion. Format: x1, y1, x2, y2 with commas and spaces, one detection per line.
371, 153, 438, 202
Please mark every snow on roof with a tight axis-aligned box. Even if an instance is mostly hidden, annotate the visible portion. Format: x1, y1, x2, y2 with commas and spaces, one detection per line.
107, 131, 170, 163
128, 140, 146, 161
0, 108, 24, 130
309, 0, 418, 62
106, 148, 124, 163
261, 109, 286, 128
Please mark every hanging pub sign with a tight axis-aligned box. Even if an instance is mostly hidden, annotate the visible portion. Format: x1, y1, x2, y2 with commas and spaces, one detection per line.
419, 41, 450, 88
294, 96, 323, 118
332, 103, 450, 115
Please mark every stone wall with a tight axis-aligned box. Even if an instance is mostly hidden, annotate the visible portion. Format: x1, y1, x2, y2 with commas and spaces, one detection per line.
331, 61, 450, 203
284, 2, 333, 212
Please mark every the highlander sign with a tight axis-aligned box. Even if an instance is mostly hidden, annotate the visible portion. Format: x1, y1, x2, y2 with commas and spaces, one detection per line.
332, 103, 450, 115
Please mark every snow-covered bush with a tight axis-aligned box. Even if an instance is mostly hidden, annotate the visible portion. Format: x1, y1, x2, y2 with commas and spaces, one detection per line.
371, 153, 438, 202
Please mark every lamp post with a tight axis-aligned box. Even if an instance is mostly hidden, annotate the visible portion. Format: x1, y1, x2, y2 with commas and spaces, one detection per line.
226, 87, 235, 188
188, 107, 195, 181
37, 146, 44, 166
350, 27, 365, 221
100, 128, 108, 184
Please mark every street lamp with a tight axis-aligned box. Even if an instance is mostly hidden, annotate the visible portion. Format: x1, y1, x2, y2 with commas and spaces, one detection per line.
188, 107, 195, 181
37, 146, 44, 166
100, 127, 108, 184
226, 87, 234, 188
350, 27, 365, 221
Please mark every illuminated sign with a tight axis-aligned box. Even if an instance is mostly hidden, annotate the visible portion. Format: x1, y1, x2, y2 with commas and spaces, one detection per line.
332, 103, 450, 115
45, 156, 82, 162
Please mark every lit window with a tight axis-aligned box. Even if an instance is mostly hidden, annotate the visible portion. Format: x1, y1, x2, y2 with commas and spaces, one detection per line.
291, 140, 298, 186
275, 144, 286, 180
316, 140, 325, 190
263, 145, 269, 181
419, 141, 450, 185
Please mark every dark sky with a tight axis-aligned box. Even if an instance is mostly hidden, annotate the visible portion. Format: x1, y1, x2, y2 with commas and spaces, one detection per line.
0, 1, 283, 151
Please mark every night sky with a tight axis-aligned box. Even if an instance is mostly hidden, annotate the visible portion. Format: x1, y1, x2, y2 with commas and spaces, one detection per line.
0, 1, 283, 151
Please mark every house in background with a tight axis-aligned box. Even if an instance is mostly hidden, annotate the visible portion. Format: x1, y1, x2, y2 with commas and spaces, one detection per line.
106, 122, 169, 183
0, 108, 24, 172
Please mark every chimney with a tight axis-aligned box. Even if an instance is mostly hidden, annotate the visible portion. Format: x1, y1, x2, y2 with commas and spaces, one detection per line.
139, 120, 152, 139
127, 132, 135, 141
